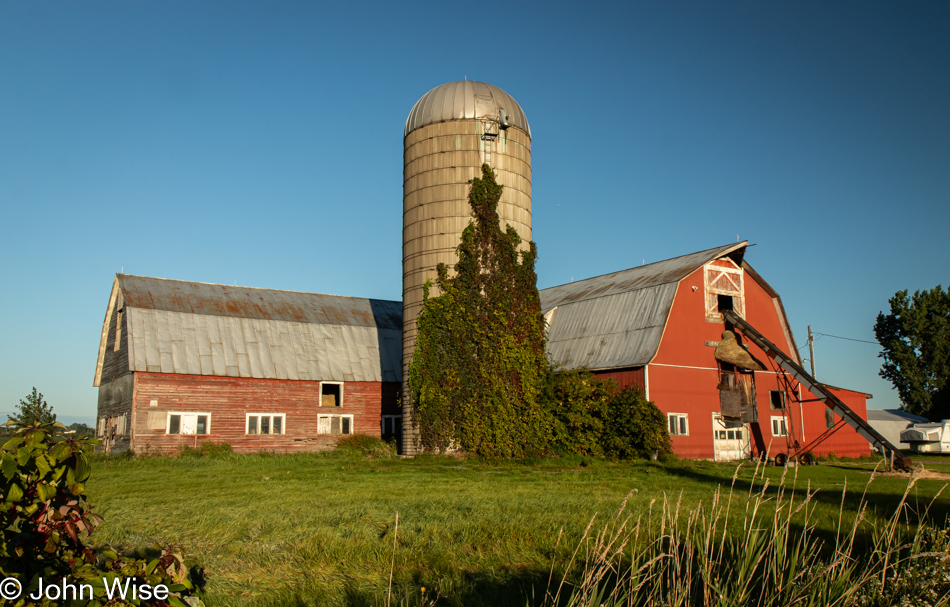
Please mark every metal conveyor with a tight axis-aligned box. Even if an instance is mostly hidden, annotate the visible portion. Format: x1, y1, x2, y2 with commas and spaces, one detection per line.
722, 310, 912, 471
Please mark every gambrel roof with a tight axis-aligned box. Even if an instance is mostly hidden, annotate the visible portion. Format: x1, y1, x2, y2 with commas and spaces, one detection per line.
94, 275, 402, 386
539, 242, 748, 371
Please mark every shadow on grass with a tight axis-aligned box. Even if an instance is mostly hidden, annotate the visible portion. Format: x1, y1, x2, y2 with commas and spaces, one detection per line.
656, 461, 950, 550
224, 569, 550, 607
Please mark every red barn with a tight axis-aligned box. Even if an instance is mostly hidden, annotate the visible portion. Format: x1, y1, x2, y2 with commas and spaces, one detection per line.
93, 275, 402, 454
540, 242, 872, 462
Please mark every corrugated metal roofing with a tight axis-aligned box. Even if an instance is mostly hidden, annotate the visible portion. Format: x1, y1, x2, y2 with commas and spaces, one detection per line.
866, 409, 927, 423
540, 242, 747, 371
101, 275, 402, 384
117, 275, 401, 329
405, 81, 531, 137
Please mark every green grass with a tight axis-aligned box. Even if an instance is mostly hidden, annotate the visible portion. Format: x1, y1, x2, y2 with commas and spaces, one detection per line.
83, 451, 950, 606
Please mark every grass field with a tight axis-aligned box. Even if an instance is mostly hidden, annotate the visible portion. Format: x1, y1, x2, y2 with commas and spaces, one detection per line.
84, 449, 950, 606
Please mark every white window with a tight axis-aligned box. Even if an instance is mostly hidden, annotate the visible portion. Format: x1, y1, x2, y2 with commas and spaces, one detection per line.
382, 415, 402, 439
771, 416, 787, 437
668, 413, 689, 436
317, 414, 353, 436
246, 413, 285, 435
320, 382, 343, 408
704, 260, 745, 320
167, 412, 211, 435
717, 429, 744, 440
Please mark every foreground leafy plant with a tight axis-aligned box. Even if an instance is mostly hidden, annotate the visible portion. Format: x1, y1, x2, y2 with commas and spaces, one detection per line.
0, 420, 201, 606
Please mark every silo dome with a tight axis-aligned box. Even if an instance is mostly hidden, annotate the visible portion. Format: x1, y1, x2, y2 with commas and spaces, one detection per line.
401, 80, 532, 455
404, 80, 531, 137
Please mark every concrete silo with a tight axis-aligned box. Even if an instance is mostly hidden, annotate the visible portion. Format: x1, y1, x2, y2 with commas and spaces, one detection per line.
402, 80, 532, 454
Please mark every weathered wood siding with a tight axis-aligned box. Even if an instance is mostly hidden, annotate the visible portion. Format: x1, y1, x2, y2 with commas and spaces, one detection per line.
99, 290, 130, 385
129, 372, 400, 454
96, 373, 133, 454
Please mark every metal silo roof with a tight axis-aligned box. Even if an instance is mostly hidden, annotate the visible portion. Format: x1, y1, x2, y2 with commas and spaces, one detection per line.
405, 81, 531, 137
540, 243, 747, 371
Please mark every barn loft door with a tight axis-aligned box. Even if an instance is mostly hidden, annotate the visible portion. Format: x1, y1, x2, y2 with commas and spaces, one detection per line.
718, 365, 757, 423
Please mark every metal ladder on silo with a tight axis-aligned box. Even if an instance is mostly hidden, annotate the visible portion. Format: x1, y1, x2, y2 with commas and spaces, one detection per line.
481, 120, 497, 167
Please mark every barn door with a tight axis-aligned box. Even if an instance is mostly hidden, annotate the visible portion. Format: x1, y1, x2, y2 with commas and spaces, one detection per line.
712, 413, 751, 462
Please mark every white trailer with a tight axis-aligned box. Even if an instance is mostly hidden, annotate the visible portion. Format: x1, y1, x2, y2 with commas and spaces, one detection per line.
900, 420, 950, 453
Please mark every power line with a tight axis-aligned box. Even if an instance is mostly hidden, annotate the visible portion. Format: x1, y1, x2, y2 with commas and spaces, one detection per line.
814, 332, 879, 346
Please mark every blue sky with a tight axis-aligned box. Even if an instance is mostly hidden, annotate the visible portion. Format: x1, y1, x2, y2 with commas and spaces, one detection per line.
1, 1, 947, 420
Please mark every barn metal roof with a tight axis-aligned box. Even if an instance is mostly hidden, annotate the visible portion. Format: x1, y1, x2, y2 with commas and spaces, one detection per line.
95, 275, 402, 385
540, 242, 747, 371
405, 80, 531, 137
866, 409, 925, 423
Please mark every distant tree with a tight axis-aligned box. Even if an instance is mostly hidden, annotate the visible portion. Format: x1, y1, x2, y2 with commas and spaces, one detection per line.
67, 422, 95, 438
11, 387, 57, 425
874, 286, 950, 420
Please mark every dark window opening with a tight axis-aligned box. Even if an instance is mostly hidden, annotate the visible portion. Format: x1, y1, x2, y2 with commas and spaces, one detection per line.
718, 294, 734, 313
168, 415, 181, 435
769, 390, 786, 411
322, 383, 341, 407
382, 415, 403, 441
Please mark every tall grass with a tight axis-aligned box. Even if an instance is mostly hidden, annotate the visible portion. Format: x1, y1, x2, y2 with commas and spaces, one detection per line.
543, 462, 950, 607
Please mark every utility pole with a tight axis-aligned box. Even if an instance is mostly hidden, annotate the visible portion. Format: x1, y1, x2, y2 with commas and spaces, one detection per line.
807, 325, 816, 379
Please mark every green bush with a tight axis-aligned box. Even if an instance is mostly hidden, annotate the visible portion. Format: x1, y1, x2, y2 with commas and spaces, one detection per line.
336, 434, 396, 458
198, 442, 233, 458
0, 420, 201, 606
175, 442, 233, 459
546, 370, 613, 457
600, 386, 672, 459
547, 370, 671, 460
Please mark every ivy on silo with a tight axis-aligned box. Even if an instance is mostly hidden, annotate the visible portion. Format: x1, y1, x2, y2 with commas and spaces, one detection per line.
408, 164, 552, 458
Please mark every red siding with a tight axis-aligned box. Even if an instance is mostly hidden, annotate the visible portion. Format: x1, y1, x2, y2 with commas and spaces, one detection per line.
130, 372, 400, 454
647, 266, 871, 460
